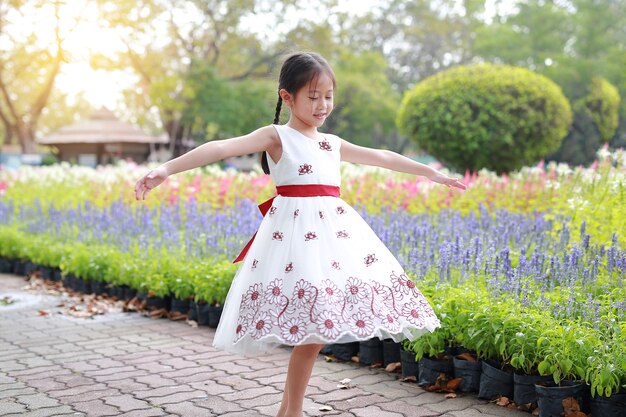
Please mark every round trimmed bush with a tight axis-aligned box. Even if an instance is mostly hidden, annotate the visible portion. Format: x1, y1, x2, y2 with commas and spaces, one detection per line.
397, 63, 573, 173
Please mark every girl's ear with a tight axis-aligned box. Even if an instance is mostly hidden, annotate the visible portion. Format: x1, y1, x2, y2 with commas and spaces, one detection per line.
279, 88, 292, 107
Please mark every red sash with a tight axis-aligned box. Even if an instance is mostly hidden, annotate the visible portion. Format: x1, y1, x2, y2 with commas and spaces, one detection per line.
233, 184, 341, 263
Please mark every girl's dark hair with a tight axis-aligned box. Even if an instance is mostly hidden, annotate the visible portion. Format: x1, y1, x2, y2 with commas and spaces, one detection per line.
261, 51, 336, 174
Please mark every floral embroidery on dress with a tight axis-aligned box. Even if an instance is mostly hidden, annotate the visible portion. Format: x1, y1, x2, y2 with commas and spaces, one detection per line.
294, 209, 299, 219
319, 139, 332, 151
364, 253, 378, 267
304, 231, 317, 241
285, 262, 294, 273
331, 261, 341, 270
269, 206, 277, 216
265, 278, 283, 304
336, 230, 349, 238
319, 211, 325, 219
272, 231, 284, 241
251, 259, 258, 270
298, 163, 313, 175
233, 273, 441, 344
336, 206, 346, 215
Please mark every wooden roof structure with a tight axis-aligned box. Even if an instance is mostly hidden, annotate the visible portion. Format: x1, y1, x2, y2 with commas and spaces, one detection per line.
38, 107, 168, 145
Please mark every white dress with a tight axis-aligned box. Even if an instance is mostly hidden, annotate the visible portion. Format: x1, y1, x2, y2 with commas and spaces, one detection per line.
212, 124, 441, 357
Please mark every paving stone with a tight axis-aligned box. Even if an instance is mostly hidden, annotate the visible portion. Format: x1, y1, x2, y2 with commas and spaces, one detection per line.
160, 401, 216, 417
0, 387, 38, 399
102, 393, 152, 412
220, 385, 280, 402
15, 392, 62, 409
71, 399, 121, 416
352, 405, 405, 417
133, 374, 179, 388
2, 404, 78, 417
134, 384, 196, 399
0, 398, 29, 414
193, 395, 246, 415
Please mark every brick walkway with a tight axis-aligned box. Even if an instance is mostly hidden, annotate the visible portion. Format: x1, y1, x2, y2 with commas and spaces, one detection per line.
0, 273, 526, 417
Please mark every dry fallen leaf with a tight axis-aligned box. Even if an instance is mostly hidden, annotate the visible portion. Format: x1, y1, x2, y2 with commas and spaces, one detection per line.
399, 375, 417, 382
318, 405, 333, 412
456, 352, 477, 362
350, 355, 360, 363
385, 362, 402, 373
497, 396, 512, 407
370, 360, 384, 369
444, 393, 457, 398
186, 319, 198, 328
37, 309, 49, 316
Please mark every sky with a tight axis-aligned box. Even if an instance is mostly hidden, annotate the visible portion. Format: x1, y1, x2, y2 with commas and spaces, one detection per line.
9, 0, 515, 111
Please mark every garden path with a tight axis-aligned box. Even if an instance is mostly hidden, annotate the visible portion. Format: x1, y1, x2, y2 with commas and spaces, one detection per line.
0, 273, 525, 417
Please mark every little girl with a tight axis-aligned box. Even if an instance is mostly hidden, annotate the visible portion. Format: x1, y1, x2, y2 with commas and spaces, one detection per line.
135, 51, 466, 417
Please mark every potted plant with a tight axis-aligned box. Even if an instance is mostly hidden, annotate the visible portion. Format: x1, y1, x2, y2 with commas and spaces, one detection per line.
534, 322, 593, 417
586, 334, 626, 416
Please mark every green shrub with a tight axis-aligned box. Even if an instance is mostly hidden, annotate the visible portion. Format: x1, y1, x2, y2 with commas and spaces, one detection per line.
397, 63, 572, 174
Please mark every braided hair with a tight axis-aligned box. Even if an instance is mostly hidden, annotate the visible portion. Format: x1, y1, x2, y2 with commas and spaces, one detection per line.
261, 52, 336, 174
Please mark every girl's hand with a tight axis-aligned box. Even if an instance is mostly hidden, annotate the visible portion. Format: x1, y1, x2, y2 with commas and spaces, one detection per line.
429, 171, 467, 190
134, 166, 169, 200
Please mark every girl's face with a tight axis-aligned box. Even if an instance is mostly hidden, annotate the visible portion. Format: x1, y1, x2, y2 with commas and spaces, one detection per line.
282, 72, 334, 129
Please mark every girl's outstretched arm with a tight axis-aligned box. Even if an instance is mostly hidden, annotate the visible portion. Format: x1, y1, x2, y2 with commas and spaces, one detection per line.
134, 125, 278, 200
338, 137, 467, 190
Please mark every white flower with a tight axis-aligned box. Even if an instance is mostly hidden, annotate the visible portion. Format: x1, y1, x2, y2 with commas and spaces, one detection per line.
350, 311, 374, 338
319, 279, 342, 305
250, 311, 272, 339
265, 278, 283, 305
291, 279, 315, 308
317, 310, 341, 340
345, 276, 368, 304
280, 316, 307, 343
402, 301, 426, 327
243, 283, 264, 309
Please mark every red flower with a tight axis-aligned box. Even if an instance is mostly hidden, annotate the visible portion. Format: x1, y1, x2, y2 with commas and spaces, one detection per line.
298, 164, 313, 175
336, 230, 349, 238
364, 253, 378, 267
319, 140, 332, 151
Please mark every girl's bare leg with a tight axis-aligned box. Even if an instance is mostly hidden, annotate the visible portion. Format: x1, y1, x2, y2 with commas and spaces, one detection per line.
275, 343, 325, 417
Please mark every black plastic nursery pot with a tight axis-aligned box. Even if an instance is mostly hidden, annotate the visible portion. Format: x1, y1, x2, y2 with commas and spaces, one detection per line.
453, 355, 482, 393
478, 360, 514, 400
91, 281, 107, 296
359, 337, 384, 365
0, 257, 12, 273
52, 268, 62, 282
400, 348, 420, 379
40, 266, 53, 280
329, 342, 360, 361
208, 304, 223, 328
197, 302, 211, 325
62, 273, 75, 290
124, 286, 137, 301
188, 300, 199, 321
12, 259, 26, 276
136, 291, 147, 301
535, 380, 589, 417
24, 261, 38, 277
382, 339, 402, 367
590, 389, 626, 417
145, 294, 171, 311
170, 297, 190, 315
513, 372, 554, 405
418, 356, 454, 387
78, 278, 93, 295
